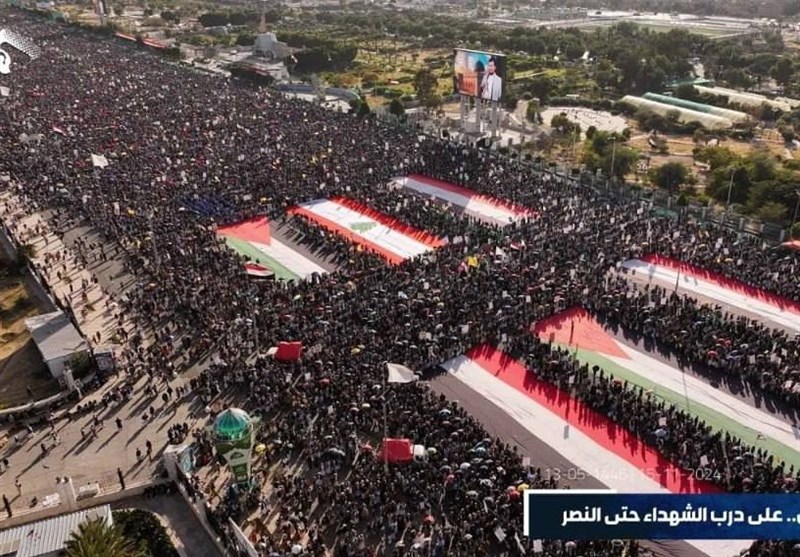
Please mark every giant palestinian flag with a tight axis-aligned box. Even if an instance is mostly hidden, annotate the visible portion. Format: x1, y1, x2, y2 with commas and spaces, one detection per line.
533, 307, 800, 469
623, 255, 800, 332
441, 344, 752, 557
287, 197, 444, 265
217, 217, 327, 281
396, 175, 535, 226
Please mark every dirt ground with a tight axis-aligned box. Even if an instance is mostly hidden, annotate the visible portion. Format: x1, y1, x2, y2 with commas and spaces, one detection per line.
0, 275, 60, 408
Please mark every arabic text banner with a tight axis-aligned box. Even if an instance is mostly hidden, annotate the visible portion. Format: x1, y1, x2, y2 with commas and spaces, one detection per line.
524, 491, 800, 539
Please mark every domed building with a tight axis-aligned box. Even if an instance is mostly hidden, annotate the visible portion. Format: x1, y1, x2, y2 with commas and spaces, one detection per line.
209, 407, 259, 486
213, 408, 253, 441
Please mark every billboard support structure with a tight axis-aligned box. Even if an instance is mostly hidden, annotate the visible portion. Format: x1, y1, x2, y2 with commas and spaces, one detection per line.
458, 95, 500, 144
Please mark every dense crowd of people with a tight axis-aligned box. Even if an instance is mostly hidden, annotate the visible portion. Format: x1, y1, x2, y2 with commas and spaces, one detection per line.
593, 279, 800, 406
1, 10, 799, 556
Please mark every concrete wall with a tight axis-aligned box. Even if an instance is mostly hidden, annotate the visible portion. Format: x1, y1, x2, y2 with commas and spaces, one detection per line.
274, 83, 360, 102
0, 479, 161, 530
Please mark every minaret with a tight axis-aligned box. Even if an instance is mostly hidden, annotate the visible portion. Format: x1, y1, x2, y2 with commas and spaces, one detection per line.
259, 1, 267, 34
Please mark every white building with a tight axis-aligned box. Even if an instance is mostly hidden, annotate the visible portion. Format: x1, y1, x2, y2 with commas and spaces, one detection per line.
0, 505, 112, 557
24, 311, 89, 379
253, 32, 291, 61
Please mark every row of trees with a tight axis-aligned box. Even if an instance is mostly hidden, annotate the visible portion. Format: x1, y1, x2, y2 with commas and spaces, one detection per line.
197, 10, 280, 28
304, 10, 709, 94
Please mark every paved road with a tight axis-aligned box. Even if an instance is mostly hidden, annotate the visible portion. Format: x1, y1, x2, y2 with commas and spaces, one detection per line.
0, 370, 207, 519
0, 202, 213, 521
428, 372, 706, 557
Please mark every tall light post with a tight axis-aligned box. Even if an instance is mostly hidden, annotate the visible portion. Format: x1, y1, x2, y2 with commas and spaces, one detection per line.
609, 135, 617, 187
147, 210, 161, 273
725, 167, 736, 215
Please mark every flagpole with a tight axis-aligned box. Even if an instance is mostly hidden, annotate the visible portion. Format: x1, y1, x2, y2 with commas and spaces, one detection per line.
382, 360, 389, 477
381, 360, 389, 557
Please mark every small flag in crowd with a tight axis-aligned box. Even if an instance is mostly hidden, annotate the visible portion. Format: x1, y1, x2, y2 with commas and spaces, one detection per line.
91, 154, 109, 168
274, 341, 302, 362
244, 263, 271, 278
52, 125, 66, 136
386, 362, 419, 384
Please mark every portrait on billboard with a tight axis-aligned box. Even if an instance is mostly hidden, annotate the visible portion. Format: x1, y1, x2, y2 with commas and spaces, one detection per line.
453, 49, 505, 101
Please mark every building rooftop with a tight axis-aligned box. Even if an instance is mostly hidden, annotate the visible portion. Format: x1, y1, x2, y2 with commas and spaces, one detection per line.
0, 505, 112, 557
24, 310, 88, 363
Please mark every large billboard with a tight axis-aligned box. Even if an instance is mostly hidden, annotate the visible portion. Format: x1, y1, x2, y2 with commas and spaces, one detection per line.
453, 48, 506, 102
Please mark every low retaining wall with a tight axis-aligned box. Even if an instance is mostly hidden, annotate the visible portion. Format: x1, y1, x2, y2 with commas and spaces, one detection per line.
274, 83, 360, 102
0, 478, 161, 529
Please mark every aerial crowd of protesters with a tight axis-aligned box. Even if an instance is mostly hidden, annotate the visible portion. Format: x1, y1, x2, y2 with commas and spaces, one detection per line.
0, 10, 799, 557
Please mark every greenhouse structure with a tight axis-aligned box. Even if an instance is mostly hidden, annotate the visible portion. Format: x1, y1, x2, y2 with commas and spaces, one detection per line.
692, 85, 794, 112
642, 93, 750, 124
620, 95, 734, 130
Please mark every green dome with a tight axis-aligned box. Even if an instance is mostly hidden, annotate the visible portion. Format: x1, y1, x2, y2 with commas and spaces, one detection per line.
213, 408, 252, 441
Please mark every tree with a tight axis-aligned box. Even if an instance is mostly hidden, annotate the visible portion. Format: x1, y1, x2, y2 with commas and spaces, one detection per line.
65, 519, 140, 557
412, 68, 436, 102
694, 146, 737, 171
388, 98, 405, 118
160, 10, 180, 23
706, 165, 751, 205
412, 68, 440, 113
648, 162, 688, 192
744, 152, 776, 183
550, 113, 580, 135
198, 12, 228, 27
581, 131, 638, 180
757, 202, 789, 223
771, 57, 795, 87
527, 76, 552, 103
674, 84, 699, 101
502, 91, 519, 112
114, 510, 179, 557
421, 93, 442, 114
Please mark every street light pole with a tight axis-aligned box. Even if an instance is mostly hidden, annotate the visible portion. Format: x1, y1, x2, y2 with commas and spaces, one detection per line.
380, 360, 390, 556
148, 210, 161, 273
382, 361, 389, 477
725, 167, 736, 215
609, 136, 617, 186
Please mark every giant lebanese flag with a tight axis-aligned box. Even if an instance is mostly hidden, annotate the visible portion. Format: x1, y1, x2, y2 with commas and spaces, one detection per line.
622, 254, 800, 332
441, 345, 751, 557
396, 175, 535, 226
533, 307, 800, 469
287, 197, 444, 265
217, 217, 327, 281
